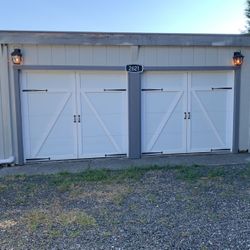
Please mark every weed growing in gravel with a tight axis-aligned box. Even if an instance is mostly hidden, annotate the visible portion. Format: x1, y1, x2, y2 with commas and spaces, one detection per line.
50, 166, 163, 191
177, 164, 250, 182
25, 210, 51, 231
241, 165, 250, 178
173, 165, 227, 182
49, 229, 62, 238
5, 174, 27, 181
146, 193, 157, 204
0, 183, 7, 192
112, 187, 132, 205
69, 230, 81, 238
24, 209, 97, 234
57, 211, 97, 227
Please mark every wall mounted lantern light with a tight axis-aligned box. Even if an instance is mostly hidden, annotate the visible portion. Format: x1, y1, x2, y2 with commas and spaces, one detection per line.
233, 51, 244, 66
11, 48, 23, 65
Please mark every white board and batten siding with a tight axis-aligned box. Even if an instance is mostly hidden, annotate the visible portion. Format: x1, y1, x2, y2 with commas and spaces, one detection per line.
14, 45, 239, 67
16, 45, 132, 66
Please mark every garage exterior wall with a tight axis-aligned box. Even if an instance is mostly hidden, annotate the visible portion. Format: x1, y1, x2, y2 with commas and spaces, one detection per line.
7, 45, 244, 67
1, 35, 250, 163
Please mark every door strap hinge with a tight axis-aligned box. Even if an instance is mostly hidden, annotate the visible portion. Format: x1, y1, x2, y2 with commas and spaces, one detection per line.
103, 89, 126, 92
141, 88, 163, 91
22, 89, 48, 92
211, 87, 232, 90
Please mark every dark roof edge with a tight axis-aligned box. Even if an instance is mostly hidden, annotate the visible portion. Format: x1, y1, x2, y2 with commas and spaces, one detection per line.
0, 30, 250, 47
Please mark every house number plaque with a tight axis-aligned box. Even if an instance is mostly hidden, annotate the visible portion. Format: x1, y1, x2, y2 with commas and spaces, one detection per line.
126, 64, 144, 73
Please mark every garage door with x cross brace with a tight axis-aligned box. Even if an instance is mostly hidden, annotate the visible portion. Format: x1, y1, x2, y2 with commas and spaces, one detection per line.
142, 71, 234, 154
21, 71, 128, 162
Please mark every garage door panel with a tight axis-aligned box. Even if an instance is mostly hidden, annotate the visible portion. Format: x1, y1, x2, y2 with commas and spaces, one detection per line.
142, 71, 234, 154
23, 94, 76, 160
142, 95, 186, 152
26, 72, 75, 90
79, 91, 127, 156
21, 71, 77, 161
149, 101, 186, 153
188, 71, 234, 152
190, 91, 225, 150
142, 72, 187, 88
22, 70, 128, 161
190, 71, 233, 88
78, 72, 128, 157
80, 71, 126, 89
142, 72, 187, 154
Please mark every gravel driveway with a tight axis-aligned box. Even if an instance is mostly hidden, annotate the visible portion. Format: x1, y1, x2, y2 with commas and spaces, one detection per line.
0, 164, 250, 250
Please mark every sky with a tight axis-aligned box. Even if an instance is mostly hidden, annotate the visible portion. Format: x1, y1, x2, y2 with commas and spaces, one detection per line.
0, 0, 247, 34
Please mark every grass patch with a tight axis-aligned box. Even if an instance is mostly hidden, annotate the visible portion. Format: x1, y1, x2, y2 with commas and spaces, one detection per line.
240, 166, 250, 178
49, 229, 62, 238
174, 165, 226, 182
50, 166, 163, 191
26, 210, 51, 231
69, 230, 81, 238
57, 211, 96, 227
5, 174, 27, 181
173, 164, 250, 182
24, 209, 96, 232
146, 193, 157, 203
0, 183, 7, 192
112, 187, 132, 205
3, 164, 250, 194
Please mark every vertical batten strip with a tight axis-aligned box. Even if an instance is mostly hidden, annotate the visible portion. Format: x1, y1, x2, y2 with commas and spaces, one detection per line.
232, 68, 241, 153
128, 72, 141, 158
1, 45, 13, 158
0, 44, 6, 158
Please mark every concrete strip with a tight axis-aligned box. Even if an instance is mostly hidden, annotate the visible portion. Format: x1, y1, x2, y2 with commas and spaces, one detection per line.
0, 153, 250, 177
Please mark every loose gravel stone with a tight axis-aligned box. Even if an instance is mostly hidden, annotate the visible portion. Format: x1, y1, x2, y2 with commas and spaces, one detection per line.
0, 164, 250, 249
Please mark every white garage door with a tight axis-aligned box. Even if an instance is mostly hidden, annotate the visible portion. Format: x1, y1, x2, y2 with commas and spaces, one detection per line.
142, 71, 234, 154
187, 72, 234, 152
78, 71, 128, 158
21, 71, 128, 162
141, 72, 187, 154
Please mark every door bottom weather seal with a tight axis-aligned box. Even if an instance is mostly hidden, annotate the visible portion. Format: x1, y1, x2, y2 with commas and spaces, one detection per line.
104, 153, 127, 157
210, 148, 230, 152
26, 157, 51, 162
142, 151, 163, 155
